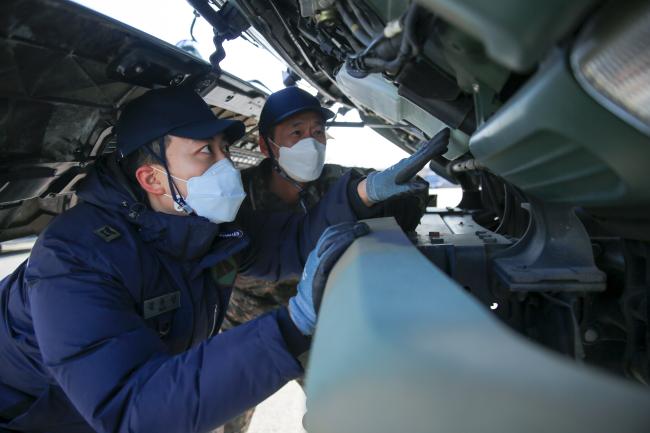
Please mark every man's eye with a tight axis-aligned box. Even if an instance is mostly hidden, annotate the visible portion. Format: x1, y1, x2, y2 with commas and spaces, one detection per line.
200, 145, 212, 154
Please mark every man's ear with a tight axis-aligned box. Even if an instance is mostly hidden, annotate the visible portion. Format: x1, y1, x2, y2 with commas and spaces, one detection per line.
259, 135, 272, 158
135, 165, 166, 195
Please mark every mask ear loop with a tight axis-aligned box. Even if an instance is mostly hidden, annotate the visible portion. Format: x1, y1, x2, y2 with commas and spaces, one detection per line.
144, 137, 194, 215
265, 136, 308, 213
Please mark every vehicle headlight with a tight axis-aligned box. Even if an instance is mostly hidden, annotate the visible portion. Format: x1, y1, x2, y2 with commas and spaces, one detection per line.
571, 1, 650, 136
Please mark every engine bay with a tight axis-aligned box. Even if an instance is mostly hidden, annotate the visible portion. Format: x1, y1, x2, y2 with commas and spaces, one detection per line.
1, 0, 649, 392
197, 0, 650, 384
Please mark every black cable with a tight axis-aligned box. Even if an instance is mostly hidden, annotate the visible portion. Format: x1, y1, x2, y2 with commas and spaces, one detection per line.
335, 27, 363, 52
355, 32, 385, 58
208, 33, 226, 75
190, 10, 200, 42
296, 21, 320, 45
482, 173, 503, 224
347, 0, 382, 37
335, 1, 372, 46
187, 0, 227, 33
354, 0, 385, 32
494, 184, 510, 234
383, 3, 419, 73
403, 4, 421, 55
383, 35, 410, 73
345, 2, 421, 76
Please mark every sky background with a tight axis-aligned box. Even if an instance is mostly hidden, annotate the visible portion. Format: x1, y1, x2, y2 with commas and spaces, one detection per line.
72, 0, 411, 170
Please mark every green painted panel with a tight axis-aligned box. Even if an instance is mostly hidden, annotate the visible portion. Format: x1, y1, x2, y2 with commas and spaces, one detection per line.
416, 0, 596, 71
304, 218, 650, 433
470, 54, 650, 207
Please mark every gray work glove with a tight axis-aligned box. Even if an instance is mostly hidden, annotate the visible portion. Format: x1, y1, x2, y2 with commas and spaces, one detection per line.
289, 222, 370, 335
365, 128, 450, 203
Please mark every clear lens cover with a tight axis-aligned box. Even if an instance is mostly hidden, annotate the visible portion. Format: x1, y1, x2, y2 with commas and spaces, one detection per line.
572, 4, 650, 136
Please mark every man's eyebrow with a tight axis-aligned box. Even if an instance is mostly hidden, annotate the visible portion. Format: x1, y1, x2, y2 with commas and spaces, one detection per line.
290, 120, 304, 127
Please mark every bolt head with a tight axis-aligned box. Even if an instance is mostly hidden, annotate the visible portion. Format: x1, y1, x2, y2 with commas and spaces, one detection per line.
584, 328, 599, 343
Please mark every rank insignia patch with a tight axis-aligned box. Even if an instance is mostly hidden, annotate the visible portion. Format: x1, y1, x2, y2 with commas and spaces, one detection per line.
94, 225, 121, 242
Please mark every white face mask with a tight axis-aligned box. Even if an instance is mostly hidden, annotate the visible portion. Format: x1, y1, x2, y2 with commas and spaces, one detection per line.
155, 159, 246, 224
270, 137, 326, 182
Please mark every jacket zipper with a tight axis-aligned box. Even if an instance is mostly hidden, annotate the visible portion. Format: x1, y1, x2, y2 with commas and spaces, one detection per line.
209, 304, 219, 337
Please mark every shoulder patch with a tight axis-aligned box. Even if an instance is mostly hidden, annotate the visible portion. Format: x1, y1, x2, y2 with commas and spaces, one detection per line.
143, 291, 181, 319
211, 256, 239, 287
94, 225, 121, 242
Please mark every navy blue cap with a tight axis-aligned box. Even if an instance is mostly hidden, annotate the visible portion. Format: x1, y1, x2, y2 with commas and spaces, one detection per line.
258, 86, 335, 137
115, 86, 245, 158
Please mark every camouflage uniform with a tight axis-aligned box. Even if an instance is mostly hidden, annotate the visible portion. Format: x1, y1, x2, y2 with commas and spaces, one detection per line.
222, 158, 426, 433
223, 159, 366, 331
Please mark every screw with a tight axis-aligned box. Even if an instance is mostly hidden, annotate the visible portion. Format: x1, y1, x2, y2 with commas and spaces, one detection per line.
584, 328, 599, 343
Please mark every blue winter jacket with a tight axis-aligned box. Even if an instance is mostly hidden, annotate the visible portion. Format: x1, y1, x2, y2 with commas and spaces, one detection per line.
0, 158, 362, 432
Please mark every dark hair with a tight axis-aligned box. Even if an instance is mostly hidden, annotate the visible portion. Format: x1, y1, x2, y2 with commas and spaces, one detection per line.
263, 127, 278, 159
267, 126, 277, 142
120, 135, 170, 185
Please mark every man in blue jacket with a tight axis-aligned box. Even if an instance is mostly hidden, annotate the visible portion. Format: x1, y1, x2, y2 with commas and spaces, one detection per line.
0, 86, 447, 433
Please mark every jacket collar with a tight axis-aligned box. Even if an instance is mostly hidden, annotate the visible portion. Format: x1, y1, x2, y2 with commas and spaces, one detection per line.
77, 157, 246, 261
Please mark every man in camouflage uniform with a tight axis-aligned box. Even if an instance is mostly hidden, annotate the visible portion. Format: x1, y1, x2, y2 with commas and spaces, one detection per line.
226, 163, 378, 327
222, 87, 427, 433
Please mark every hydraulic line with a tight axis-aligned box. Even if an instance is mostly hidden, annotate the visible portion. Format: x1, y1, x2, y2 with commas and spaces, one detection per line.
346, 0, 382, 37
335, 1, 372, 46
335, 26, 363, 52
268, 0, 317, 72
345, 3, 421, 76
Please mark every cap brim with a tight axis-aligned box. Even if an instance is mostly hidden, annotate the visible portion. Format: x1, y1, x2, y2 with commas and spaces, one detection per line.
271, 106, 335, 132
170, 118, 246, 143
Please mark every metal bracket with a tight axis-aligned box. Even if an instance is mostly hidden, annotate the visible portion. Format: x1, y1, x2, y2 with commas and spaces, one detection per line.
493, 197, 606, 292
